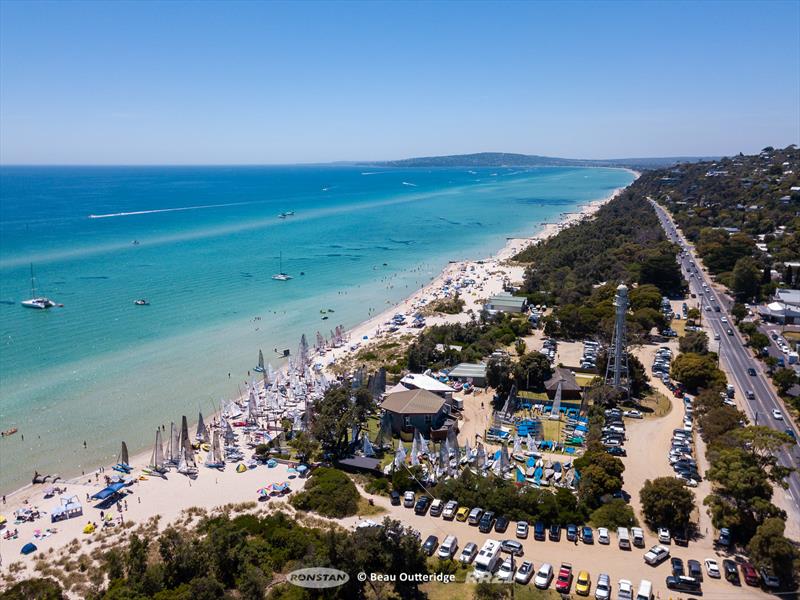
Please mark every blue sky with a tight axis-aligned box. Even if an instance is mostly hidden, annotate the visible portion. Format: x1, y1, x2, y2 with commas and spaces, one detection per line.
1, 0, 798, 164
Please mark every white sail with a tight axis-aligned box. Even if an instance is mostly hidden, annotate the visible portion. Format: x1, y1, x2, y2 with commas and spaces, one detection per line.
513, 435, 522, 456
410, 432, 419, 466
224, 419, 236, 444
418, 431, 430, 456
526, 433, 536, 449
166, 422, 179, 464
362, 434, 375, 457
394, 439, 406, 469
196, 412, 206, 442
149, 429, 165, 472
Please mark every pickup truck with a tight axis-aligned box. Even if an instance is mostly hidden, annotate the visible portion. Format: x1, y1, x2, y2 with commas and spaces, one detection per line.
644, 545, 670, 566
555, 562, 573, 593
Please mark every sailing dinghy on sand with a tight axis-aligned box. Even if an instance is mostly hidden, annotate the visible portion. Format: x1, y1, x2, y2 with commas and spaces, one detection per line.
146, 429, 167, 475
113, 442, 132, 473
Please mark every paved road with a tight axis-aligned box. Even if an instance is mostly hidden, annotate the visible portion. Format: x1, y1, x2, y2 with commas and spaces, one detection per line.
649, 200, 800, 527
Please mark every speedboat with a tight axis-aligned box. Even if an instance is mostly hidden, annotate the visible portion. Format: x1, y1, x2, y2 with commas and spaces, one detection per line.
134, 299, 149, 306
272, 273, 292, 281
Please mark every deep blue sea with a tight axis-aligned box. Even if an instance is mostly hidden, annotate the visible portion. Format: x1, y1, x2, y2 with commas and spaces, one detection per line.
0, 165, 633, 492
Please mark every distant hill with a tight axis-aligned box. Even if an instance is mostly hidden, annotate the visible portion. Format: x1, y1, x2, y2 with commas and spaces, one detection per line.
368, 152, 716, 170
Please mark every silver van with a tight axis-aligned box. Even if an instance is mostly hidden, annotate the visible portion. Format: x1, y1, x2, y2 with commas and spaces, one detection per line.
617, 527, 630, 549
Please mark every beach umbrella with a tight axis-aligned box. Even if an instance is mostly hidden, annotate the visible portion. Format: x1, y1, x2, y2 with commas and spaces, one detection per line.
20, 542, 37, 555
287, 467, 298, 474
256, 487, 270, 496
296, 465, 308, 473
0, 515, 6, 525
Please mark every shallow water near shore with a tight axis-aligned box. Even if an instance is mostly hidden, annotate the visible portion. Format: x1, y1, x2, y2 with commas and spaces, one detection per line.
0, 165, 633, 492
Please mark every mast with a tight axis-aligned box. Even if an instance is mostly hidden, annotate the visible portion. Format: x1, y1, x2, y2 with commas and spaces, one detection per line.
29, 263, 36, 297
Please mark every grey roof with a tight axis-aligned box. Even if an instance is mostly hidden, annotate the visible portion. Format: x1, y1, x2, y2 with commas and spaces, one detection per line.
488, 295, 527, 308
381, 389, 446, 415
448, 362, 488, 379
776, 288, 800, 307
544, 367, 582, 392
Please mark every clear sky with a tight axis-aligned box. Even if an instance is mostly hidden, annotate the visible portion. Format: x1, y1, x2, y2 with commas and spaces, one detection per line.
1, 0, 798, 164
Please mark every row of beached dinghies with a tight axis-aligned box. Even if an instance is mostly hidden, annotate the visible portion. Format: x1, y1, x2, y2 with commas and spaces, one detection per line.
113, 334, 335, 479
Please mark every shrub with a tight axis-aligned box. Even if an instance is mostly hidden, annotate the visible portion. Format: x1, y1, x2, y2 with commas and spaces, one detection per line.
290, 467, 360, 518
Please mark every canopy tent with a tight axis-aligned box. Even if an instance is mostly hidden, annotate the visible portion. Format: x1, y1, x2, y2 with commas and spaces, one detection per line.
51, 495, 83, 523
91, 482, 126, 501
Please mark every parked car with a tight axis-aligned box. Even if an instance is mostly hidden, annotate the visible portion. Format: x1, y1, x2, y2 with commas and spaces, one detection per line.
716, 527, 731, 548
497, 558, 514, 582
516, 521, 529, 539
478, 511, 496, 533
741, 562, 759, 586
389, 490, 401, 505
687, 559, 703, 581
403, 491, 415, 507
467, 507, 483, 525
414, 496, 431, 515
534, 563, 554, 589
617, 579, 634, 600
595, 573, 611, 600
665, 575, 701, 593
759, 567, 781, 590
597, 527, 610, 545
631, 527, 645, 548
458, 542, 478, 565
500, 539, 524, 556
494, 515, 509, 533
575, 571, 592, 596
704, 558, 720, 578
429, 498, 443, 517
606, 446, 626, 456
657, 527, 671, 543
534, 521, 546, 541
671, 557, 684, 577
643, 545, 670, 566
421, 535, 438, 556
723, 559, 740, 584
555, 563, 574, 593
566, 524, 578, 541
581, 526, 594, 544
549, 523, 562, 541
515, 560, 534, 584
442, 500, 458, 520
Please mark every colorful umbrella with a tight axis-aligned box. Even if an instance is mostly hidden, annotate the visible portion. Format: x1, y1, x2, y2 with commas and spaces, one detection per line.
256, 487, 270, 496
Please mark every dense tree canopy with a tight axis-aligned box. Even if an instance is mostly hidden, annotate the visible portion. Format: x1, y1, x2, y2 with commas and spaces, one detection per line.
639, 477, 695, 532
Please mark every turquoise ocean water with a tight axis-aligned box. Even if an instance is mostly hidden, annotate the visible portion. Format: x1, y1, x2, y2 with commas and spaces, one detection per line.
0, 165, 633, 492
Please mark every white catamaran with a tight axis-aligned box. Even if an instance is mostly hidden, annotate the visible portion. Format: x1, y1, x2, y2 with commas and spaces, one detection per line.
21, 264, 56, 309
272, 252, 292, 281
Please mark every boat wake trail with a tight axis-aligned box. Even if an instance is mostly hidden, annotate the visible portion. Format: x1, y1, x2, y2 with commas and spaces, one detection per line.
88, 201, 251, 219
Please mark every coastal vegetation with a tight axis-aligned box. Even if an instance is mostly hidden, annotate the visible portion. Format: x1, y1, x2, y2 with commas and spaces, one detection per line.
290, 467, 361, 518
639, 477, 695, 533
514, 192, 683, 332
3, 511, 431, 600
406, 314, 531, 372
423, 294, 465, 316
647, 146, 800, 298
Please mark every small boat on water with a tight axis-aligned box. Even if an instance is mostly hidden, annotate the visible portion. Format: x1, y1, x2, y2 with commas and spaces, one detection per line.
254, 349, 265, 373
21, 264, 57, 309
272, 252, 292, 281
134, 299, 149, 306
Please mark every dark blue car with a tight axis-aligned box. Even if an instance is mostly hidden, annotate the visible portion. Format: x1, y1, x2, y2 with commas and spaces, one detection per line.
566, 524, 578, 541
534, 521, 546, 541
581, 526, 594, 544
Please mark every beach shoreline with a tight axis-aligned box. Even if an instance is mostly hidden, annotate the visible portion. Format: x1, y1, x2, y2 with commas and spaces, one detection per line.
0, 180, 631, 579
0, 180, 629, 503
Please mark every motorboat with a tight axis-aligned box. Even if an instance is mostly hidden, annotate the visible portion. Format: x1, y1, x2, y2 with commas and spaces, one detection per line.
134, 299, 149, 306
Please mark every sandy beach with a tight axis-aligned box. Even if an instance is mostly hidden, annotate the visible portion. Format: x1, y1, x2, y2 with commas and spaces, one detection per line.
0, 183, 629, 582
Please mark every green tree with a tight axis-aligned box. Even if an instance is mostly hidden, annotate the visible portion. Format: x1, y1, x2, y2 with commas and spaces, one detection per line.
288, 431, 321, 462
773, 368, 799, 394
731, 303, 747, 322
1, 578, 64, 600
310, 385, 359, 459
679, 330, 709, 354
629, 284, 663, 311
747, 518, 799, 585
486, 355, 513, 397
747, 332, 770, 352
513, 351, 553, 391
290, 467, 361, 518
639, 477, 695, 532
698, 405, 745, 445
670, 352, 726, 393
590, 499, 638, 529
732, 257, 761, 301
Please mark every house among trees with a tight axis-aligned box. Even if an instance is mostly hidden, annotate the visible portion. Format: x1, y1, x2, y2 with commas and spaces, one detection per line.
758, 288, 800, 324
379, 388, 456, 440
544, 367, 582, 400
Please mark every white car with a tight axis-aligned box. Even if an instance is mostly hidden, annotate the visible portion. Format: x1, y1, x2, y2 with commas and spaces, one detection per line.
515, 560, 534, 584
403, 491, 415, 507
597, 527, 610, 544
658, 527, 671, 543
534, 563, 554, 589
623, 410, 643, 419
617, 578, 634, 600
459, 542, 478, 565
442, 500, 458, 520
643, 544, 670, 565
497, 558, 514, 582
773, 409, 784, 420
704, 558, 721, 578
721, 317, 728, 323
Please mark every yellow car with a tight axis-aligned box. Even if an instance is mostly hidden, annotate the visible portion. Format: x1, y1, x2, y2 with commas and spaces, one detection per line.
575, 571, 591, 596
455, 506, 470, 522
